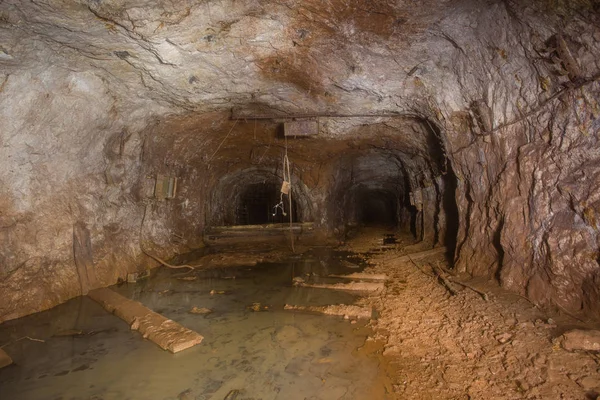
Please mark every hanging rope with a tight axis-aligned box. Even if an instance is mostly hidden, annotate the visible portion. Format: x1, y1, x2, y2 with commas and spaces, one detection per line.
284, 137, 294, 253
272, 137, 295, 252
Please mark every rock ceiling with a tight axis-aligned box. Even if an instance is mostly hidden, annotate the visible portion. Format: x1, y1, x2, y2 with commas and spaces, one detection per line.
5, 0, 594, 128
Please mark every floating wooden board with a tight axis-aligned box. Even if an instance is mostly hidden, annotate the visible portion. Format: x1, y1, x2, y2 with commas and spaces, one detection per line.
88, 288, 203, 353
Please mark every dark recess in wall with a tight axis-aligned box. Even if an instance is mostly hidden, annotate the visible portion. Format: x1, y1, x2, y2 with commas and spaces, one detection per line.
236, 182, 298, 225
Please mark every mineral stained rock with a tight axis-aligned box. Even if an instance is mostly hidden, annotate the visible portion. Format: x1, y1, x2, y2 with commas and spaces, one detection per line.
0, 0, 599, 321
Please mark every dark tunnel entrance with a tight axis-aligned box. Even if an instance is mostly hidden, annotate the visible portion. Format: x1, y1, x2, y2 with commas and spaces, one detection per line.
356, 189, 398, 227
236, 182, 298, 225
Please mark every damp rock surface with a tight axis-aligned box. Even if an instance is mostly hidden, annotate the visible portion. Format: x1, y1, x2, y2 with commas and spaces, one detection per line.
0, 0, 599, 327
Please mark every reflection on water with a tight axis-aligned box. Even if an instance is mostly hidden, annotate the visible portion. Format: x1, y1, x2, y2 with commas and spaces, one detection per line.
0, 251, 386, 400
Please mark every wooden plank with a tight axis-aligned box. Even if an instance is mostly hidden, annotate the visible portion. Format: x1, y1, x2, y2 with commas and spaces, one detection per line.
284, 304, 373, 319
207, 223, 313, 234
88, 288, 203, 353
0, 348, 12, 369
391, 246, 447, 263
296, 281, 384, 292
328, 273, 387, 281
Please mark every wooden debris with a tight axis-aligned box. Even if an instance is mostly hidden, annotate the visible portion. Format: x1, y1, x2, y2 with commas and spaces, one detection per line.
448, 277, 489, 301
142, 250, 196, 270
407, 256, 433, 277
53, 329, 85, 337
88, 288, 203, 353
204, 223, 314, 246
328, 273, 387, 281
387, 247, 447, 263
431, 264, 458, 296
340, 260, 360, 269
15, 336, 45, 344
284, 304, 373, 319
0, 348, 12, 369
177, 276, 198, 281
224, 389, 240, 400
296, 281, 384, 292
248, 303, 269, 312
189, 307, 212, 315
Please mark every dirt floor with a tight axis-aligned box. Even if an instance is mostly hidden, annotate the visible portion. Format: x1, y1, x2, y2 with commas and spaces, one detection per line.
341, 228, 600, 400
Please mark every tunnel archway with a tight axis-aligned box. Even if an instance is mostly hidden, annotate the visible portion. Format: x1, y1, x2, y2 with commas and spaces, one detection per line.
208, 167, 313, 228
327, 117, 460, 263
344, 185, 401, 228
236, 181, 299, 225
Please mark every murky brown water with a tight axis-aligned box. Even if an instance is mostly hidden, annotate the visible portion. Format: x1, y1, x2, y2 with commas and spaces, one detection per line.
0, 252, 387, 399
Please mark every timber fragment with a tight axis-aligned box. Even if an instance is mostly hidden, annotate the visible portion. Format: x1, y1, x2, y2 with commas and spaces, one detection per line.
295, 281, 384, 292
88, 288, 203, 353
388, 246, 447, 263
328, 273, 387, 281
284, 304, 373, 319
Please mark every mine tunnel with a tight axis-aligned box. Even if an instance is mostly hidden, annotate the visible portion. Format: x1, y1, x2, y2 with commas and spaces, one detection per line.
1, 1, 600, 399
354, 188, 398, 227
235, 182, 298, 225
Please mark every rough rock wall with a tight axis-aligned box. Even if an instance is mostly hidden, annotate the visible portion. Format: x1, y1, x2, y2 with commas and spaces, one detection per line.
1, 0, 599, 321
451, 82, 600, 315
436, 2, 600, 315
0, 68, 151, 322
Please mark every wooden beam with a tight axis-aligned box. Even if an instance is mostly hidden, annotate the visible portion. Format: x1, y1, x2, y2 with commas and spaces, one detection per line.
88, 288, 203, 353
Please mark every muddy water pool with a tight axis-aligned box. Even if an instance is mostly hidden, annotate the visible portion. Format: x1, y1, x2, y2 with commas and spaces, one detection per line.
0, 252, 388, 399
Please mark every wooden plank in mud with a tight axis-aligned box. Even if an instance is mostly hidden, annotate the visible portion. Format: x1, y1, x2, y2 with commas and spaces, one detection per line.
284, 304, 373, 319
296, 281, 384, 292
328, 273, 388, 281
88, 288, 203, 353
393, 246, 447, 262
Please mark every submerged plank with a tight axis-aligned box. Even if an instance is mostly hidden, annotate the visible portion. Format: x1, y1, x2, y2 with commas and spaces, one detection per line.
284, 304, 373, 319
88, 288, 203, 353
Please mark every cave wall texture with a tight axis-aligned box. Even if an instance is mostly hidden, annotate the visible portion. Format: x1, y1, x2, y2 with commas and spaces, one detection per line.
1, 0, 599, 321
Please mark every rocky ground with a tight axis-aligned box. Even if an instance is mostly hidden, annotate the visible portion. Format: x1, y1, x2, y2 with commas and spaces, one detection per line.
342, 229, 600, 400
